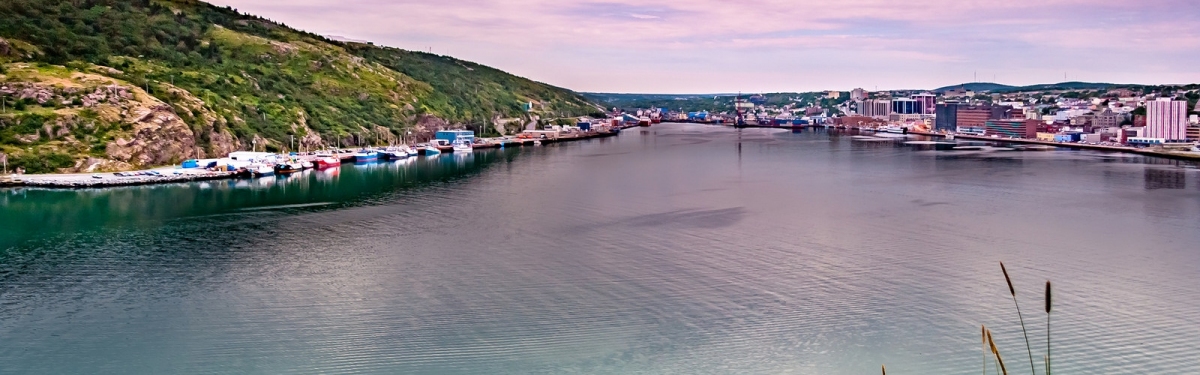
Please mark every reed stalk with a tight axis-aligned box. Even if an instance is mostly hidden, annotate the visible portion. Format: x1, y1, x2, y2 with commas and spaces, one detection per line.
987, 328, 1009, 375
983, 325, 989, 375
1001, 262, 1036, 375
1045, 281, 1052, 375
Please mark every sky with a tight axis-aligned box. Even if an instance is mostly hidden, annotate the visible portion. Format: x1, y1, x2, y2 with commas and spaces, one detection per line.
207, 0, 1200, 94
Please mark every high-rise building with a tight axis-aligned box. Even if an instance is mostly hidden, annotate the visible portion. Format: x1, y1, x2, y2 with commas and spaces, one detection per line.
934, 103, 959, 131
891, 98, 923, 115
1145, 98, 1188, 141
911, 93, 936, 114
860, 99, 892, 118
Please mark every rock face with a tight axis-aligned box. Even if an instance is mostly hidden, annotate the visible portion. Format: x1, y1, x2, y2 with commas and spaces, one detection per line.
106, 104, 198, 166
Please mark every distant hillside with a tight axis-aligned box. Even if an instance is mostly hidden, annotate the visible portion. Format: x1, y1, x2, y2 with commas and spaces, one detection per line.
0, 0, 598, 173
934, 81, 1115, 93
932, 82, 1016, 93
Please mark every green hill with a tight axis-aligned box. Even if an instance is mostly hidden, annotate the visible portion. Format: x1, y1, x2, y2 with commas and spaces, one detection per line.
0, 0, 598, 173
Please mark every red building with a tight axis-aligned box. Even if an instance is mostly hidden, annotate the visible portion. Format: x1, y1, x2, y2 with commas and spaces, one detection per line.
984, 119, 1039, 139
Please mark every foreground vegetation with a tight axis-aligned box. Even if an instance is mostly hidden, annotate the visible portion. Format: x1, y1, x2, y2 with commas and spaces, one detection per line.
0, 0, 598, 173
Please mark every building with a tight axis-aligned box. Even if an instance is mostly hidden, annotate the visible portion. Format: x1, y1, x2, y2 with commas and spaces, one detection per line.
1188, 126, 1200, 141
435, 130, 475, 144
860, 99, 891, 118
891, 98, 923, 115
1145, 98, 1188, 141
1093, 108, 1121, 129
934, 103, 960, 131
1036, 132, 1057, 141
911, 93, 937, 115
827, 91, 841, 99
850, 88, 867, 101
984, 119, 1039, 139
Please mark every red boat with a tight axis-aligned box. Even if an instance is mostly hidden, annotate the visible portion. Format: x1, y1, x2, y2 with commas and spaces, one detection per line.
315, 156, 341, 169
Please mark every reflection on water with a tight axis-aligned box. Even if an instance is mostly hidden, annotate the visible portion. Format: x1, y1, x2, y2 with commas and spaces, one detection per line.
2, 124, 1199, 374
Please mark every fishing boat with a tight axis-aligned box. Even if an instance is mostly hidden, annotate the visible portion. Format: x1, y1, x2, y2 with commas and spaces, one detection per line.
274, 162, 303, 174
353, 150, 379, 163
402, 145, 419, 158
252, 164, 275, 177
382, 147, 408, 160
452, 140, 472, 153
315, 155, 340, 169
422, 144, 441, 156
300, 160, 314, 170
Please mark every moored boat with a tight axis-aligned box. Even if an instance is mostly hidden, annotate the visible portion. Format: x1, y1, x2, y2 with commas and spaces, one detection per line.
274, 162, 303, 174
252, 164, 275, 177
353, 150, 379, 163
452, 140, 472, 153
315, 155, 340, 169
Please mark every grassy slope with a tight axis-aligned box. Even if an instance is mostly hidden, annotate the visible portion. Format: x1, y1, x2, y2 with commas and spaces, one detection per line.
0, 0, 595, 172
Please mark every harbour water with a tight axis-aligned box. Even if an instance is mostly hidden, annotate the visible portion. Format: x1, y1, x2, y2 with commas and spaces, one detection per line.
2, 123, 1199, 374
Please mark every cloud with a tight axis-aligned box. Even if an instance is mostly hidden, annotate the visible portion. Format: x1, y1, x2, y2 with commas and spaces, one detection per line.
208, 0, 1200, 93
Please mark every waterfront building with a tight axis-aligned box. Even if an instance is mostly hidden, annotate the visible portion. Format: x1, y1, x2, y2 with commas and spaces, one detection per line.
984, 119, 1039, 139
860, 99, 891, 119
911, 93, 936, 114
891, 98, 923, 115
1145, 98, 1188, 141
436, 130, 475, 144
934, 103, 959, 131
1187, 126, 1200, 141
1036, 132, 1057, 141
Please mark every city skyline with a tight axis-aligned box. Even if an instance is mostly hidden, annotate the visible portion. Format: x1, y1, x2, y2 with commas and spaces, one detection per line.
208, 0, 1200, 93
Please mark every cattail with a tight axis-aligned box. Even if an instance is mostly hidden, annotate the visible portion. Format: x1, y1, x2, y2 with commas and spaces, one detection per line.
983, 325, 989, 375
987, 329, 1009, 375
1000, 261, 1036, 375
1046, 280, 1052, 375
1001, 262, 1015, 297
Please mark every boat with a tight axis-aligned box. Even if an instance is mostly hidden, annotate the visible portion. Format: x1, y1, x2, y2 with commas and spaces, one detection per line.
315, 155, 340, 169
452, 140, 472, 153
403, 145, 419, 158
945, 134, 955, 140
300, 160, 314, 170
353, 150, 379, 163
274, 162, 303, 174
423, 144, 441, 156
638, 117, 651, 127
252, 164, 275, 177
882, 125, 907, 134
380, 147, 408, 160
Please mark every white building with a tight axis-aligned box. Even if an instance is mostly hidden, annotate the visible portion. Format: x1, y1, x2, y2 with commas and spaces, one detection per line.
1145, 98, 1188, 141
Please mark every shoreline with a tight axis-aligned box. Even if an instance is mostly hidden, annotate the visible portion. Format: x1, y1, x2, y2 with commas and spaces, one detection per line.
709, 122, 1200, 162
0, 128, 626, 190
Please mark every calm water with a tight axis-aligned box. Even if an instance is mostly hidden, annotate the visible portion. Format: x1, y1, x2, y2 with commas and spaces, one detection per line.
2, 123, 1199, 374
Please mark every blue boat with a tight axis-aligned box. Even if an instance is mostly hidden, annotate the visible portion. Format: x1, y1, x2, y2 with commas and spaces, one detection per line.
353, 151, 379, 163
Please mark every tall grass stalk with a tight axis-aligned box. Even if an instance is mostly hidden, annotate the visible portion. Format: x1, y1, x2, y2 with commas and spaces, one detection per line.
987, 328, 1009, 375
1001, 262, 1036, 375
983, 325, 989, 375
1045, 281, 1052, 375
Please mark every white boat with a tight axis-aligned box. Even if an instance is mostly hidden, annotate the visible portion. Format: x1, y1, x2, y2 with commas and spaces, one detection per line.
252, 164, 275, 177
883, 125, 907, 134
452, 140, 472, 153
402, 145, 419, 157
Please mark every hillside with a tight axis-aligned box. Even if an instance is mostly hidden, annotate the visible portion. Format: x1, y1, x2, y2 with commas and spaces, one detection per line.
933, 81, 1115, 93
0, 0, 598, 173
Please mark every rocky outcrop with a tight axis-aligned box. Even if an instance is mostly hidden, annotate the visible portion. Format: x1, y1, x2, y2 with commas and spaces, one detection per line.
106, 104, 197, 166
